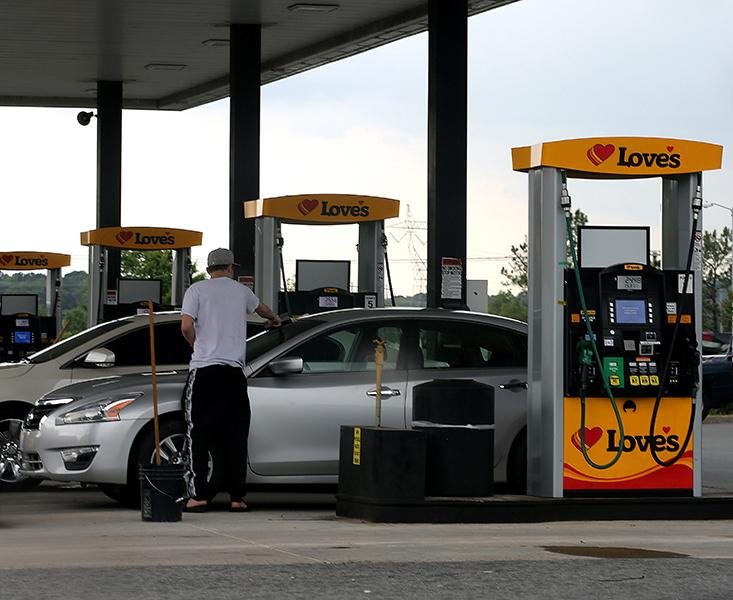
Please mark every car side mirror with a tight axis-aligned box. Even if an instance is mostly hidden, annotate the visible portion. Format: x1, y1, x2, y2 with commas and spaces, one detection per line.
84, 347, 116, 368
269, 356, 303, 376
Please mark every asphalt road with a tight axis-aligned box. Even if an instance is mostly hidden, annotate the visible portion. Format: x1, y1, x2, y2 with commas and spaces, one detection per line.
0, 421, 731, 599
701, 418, 733, 495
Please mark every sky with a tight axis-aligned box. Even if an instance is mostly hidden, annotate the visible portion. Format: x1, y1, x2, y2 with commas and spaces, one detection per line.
1, 0, 732, 297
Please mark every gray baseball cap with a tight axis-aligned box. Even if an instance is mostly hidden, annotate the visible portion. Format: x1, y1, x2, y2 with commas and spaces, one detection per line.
207, 248, 239, 268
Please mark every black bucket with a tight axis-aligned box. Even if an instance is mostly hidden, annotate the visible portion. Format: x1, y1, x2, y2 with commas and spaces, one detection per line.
139, 463, 186, 522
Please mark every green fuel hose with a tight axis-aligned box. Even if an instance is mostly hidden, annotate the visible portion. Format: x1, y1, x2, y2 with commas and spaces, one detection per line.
562, 174, 624, 470
647, 183, 701, 468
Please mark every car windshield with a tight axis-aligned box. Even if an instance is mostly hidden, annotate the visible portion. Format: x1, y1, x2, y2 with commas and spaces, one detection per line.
246, 318, 326, 363
26, 319, 131, 364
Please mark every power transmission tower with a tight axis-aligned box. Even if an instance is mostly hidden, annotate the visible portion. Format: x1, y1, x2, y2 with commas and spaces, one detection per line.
388, 204, 427, 295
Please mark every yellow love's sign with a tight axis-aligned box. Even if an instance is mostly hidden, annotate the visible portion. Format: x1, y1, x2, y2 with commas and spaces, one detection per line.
80, 227, 203, 250
0, 252, 71, 270
244, 194, 400, 224
512, 137, 722, 178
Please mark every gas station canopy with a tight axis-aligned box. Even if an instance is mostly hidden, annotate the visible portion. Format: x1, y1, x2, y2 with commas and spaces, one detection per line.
0, 0, 517, 111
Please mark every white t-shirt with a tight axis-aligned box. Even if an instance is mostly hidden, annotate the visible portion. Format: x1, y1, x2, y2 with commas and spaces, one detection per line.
181, 277, 260, 369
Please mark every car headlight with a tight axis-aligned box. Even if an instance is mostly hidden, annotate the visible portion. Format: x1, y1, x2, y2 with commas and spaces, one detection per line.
55, 393, 143, 425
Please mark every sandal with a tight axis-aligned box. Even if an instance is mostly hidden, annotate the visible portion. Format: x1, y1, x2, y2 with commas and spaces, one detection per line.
229, 502, 250, 513
184, 501, 208, 513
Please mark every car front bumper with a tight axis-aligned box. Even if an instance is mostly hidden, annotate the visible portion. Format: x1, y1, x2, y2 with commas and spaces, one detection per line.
20, 417, 146, 485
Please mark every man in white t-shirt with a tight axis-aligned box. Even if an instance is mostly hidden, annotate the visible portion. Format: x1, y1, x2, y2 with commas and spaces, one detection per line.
180, 247, 280, 512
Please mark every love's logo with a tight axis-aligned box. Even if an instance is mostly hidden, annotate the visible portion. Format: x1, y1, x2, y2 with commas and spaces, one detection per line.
571, 426, 603, 451
115, 230, 134, 244
297, 198, 319, 216
0, 254, 13, 266
586, 143, 615, 166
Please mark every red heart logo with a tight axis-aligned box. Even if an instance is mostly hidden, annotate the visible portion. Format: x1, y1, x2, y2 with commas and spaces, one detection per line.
0, 254, 13, 265
666, 146, 674, 152
297, 198, 319, 216
572, 426, 603, 451
662, 426, 671, 434
358, 200, 364, 205
115, 230, 133, 244
587, 143, 615, 166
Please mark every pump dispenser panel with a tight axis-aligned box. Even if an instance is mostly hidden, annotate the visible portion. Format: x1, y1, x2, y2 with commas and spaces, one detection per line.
564, 263, 698, 399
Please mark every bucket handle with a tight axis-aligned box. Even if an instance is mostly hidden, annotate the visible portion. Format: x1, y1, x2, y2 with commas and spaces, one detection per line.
142, 473, 187, 504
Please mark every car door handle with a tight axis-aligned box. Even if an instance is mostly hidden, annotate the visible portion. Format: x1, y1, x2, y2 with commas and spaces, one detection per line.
499, 379, 528, 391
367, 387, 401, 398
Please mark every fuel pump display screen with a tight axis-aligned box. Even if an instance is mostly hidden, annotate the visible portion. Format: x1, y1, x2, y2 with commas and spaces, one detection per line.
12, 331, 32, 344
615, 299, 647, 324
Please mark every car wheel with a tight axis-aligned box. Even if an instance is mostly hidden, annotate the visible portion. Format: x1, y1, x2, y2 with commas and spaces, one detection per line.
98, 483, 139, 507
0, 409, 42, 491
110, 420, 217, 508
506, 429, 527, 494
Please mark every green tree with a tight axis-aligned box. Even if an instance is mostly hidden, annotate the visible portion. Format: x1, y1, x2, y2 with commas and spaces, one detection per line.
61, 305, 88, 338
121, 250, 175, 304
501, 209, 588, 293
500, 237, 528, 292
702, 228, 732, 332
120, 251, 206, 305
487, 291, 527, 321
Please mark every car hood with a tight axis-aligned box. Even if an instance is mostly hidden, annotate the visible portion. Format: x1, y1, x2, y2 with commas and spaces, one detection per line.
41, 371, 189, 402
0, 361, 34, 378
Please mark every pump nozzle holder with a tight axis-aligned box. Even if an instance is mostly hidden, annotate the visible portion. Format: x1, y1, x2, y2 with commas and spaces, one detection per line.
560, 189, 572, 212
692, 186, 703, 212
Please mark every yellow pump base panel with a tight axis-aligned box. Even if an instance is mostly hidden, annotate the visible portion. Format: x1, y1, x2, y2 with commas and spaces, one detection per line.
563, 397, 693, 493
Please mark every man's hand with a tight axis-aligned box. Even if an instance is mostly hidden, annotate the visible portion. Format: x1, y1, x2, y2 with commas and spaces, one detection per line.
255, 303, 282, 328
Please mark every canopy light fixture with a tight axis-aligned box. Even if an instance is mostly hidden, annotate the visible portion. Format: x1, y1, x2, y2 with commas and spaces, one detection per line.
144, 63, 187, 71
202, 38, 230, 47
287, 3, 340, 13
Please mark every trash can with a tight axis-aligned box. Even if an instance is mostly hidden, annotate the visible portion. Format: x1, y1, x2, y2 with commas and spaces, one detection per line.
338, 426, 426, 502
412, 379, 494, 497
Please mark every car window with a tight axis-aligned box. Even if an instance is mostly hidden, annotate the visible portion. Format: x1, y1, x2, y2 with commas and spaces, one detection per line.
246, 318, 326, 363
288, 323, 404, 373
27, 319, 130, 363
417, 321, 527, 369
151, 322, 193, 365
95, 322, 191, 367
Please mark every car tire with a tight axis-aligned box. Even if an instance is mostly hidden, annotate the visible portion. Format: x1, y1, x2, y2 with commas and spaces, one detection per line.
98, 482, 139, 507
109, 420, 219, 508
506, 429, 527, 494
0, 405, 42, 491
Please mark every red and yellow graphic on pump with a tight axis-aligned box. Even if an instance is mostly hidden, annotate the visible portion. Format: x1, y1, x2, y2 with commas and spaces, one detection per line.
512, 137, 722, 178
243, 194, 400, 224
563, 396, 693, 491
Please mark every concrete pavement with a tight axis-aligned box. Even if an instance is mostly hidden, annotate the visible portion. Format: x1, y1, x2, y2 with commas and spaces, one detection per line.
0, 420, 732, 598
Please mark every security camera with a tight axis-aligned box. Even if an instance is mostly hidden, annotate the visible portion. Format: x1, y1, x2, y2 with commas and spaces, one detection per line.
76, 111, 96, 126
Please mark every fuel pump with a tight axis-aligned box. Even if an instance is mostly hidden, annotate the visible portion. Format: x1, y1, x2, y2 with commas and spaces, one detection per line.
80, 227, 202, 325
561, 177, 700, 493
0, 252, 70, 362
512, 136, 723, 498
245, 194, 400, 315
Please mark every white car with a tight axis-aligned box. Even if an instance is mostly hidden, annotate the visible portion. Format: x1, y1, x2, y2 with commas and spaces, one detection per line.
0, 312, 193, 489
20, 308, 529, 505
1, 311, 268, 489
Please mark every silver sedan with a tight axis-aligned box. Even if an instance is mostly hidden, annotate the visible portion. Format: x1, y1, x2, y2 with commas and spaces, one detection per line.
20, 308, 528, 504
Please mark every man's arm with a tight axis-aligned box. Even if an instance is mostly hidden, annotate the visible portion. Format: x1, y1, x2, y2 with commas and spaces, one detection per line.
181, 314, 196, 347
254, 303, 281, 327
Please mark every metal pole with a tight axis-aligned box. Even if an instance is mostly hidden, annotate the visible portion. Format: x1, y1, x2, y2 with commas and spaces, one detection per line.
729, 207, 732, 348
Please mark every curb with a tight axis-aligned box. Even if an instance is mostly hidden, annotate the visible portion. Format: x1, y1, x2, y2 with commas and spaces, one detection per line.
705, 414, 733, 423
